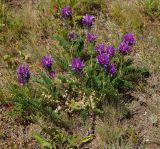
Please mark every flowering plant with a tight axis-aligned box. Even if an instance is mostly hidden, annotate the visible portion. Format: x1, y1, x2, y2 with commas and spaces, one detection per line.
11, 4, 149, 149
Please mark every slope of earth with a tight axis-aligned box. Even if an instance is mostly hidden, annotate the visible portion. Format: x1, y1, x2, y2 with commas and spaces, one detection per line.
0, 0, 160, 149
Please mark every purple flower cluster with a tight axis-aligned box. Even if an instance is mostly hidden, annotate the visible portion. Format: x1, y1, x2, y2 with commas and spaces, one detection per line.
119, 42, 130, 54
119, 33, 136, 54
70, 58, 85, 72
17, 64, 30, 85
68, 32, 77, 40
86, 33, 96, 42
41, 55, 53, 71
41, 55, 55, 78
106, 46, 116, 58
97, 54, 109, 66
123, 33, 136, 46
82, 14, 94, 27
95, 44, 116, 57
95, 43, 106, 53
96, 53, 117, 76
106, 64, 117, 77
95, 44, 117, 76
61, 6, 72, 18
49, 70, 56, 78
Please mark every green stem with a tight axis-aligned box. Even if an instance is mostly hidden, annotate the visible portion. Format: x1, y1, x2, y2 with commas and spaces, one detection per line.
119, 55, 124, 77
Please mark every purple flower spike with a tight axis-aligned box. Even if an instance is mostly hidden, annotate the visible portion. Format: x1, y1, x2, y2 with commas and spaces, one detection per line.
41, 55, 53, 71
95, 43, 106, 53
61, 6, 72, 18
68, 32, 77, 40
123, 33, 136, 46
70, 58, 85, 71
86, 33, 96, 42
107, 64, 117, 77
82, 14, 94, 27
119, 41, 131, 54
97, 54, 109, 66
17, 64, 30, 85
49, 70, 56, 78
106, 46, 116, 58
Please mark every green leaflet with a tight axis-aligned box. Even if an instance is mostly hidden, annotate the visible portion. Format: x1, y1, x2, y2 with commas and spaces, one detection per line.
33, 133, 52, 149
81, 134, 94, 143
53, 34, 71, 50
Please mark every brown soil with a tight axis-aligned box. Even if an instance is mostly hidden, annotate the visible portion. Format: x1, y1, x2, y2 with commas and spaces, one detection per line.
0, 104, 40, 149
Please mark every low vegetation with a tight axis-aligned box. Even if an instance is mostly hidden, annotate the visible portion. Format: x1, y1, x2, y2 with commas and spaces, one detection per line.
0, 0, 160, 148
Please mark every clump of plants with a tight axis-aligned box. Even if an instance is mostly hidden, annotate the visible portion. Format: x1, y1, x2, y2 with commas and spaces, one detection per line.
138, 0, 160, 21
9, 4, 148, 148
